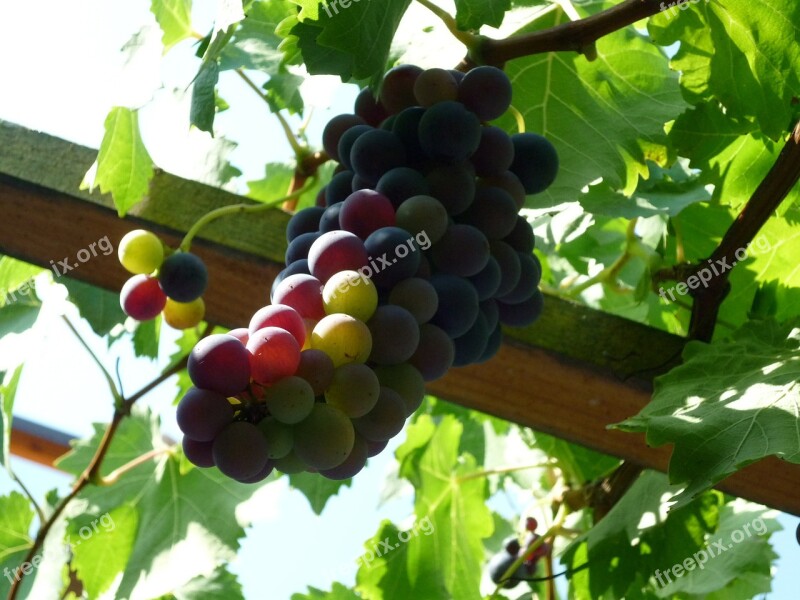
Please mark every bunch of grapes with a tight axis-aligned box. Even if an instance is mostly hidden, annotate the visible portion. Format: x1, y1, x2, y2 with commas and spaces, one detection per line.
487, 518, 550, 589
117, 230, 208, 330
177, 63, 559, 483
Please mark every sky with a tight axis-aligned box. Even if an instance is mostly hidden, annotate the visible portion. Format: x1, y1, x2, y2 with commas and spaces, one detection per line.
0, 1, 797, 599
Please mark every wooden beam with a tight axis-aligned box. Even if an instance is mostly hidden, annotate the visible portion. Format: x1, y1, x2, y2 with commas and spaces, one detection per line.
1, 121, 798, 515
9, 417, 73, 467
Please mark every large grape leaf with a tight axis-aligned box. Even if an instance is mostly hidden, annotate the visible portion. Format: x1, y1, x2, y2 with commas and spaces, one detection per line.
649, 0, 800, 140
454, 0, 510, 30
288, 471, 351, 515
617, 319, 800, 507
0, 492, 34, 598
56, 409, 262, 599
292, 582, 361, 599
360, 415, 493, 599
499, 7, 686, 209
191, 60, 220, 134
81, 107, 155, 217
63, 278, 127, 337
219, 0, 292, 72
290, 0, 412, 81
171, 566, 244, 599
150, 0, 193, 51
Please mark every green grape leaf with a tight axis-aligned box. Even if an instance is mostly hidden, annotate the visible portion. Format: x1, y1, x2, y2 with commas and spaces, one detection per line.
0, 366, 23, 474
669, 102, 797, 210
455, 0, 510, 30
291, 582, 361, 599
81, 107, 155, 217
0, 256, 43, 303
499, 8, 686, 209
219, 0, 291, 72
191, 60, 220, 134
132, 317, 161, 359
56, 409, 261, 599
288, 0, 321, 21
150, 0, 193, 51
62, 278, 126, 337
264, 72, 305, 114
0, 303, 41, 340
68, 504, 138, 598
375, 415, 493, 599
617, 319, 800, 507
288, 471, 351, 515
649, 0, 800, 140
171, 566, 244, 599
521, 429, 621, 485
0, 492, 35, 595
246, 162, 294, 201
290, 0, 412, 81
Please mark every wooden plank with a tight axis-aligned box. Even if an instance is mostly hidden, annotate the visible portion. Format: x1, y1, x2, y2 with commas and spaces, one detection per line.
1, 123, 798, 515
9, 417, 72, 467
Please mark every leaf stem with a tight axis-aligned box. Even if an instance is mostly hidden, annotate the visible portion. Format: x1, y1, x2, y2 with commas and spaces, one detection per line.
178, 182, 313, 251
11, 472, 45, 524
61, 316, 123, 409
97, 447, 171, 486
414, 0, 478, 48
565, 218, 639, 297
457, 461, 556, 483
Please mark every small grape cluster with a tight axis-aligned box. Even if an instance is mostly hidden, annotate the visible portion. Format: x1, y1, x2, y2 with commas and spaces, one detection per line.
488, 518, 550, 589
177, 63, 559, 483
117, 230, 208, 330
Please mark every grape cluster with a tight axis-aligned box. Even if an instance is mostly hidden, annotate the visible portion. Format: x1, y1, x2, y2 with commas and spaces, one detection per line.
117, 230, 208, 330
487, 518, 550, 589
178, 63, 558, 483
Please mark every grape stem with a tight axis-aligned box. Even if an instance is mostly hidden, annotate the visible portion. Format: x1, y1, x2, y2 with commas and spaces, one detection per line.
178, 180, 315, 252
414, 0, 479, 48
62, 315, 124, 409
96, 447, 172, 486
457, 460, 556, 483
565, 218, 639, 297
7, 324, 213, 600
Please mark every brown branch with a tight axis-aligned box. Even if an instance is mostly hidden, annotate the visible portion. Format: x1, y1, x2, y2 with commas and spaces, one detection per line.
586, 461, 643, 522
282, 150, 330, 212
474, 0, 667, 67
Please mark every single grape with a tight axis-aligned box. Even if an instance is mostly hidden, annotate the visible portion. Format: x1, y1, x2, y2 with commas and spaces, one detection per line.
376, 167, 431, 208
182, 437, 215, 468
479, 171, 526, 210
409, 324, 455, 381
249, 304, 306, 348
364, 226, 421, 288
337, 124, 373, 172
339, 189, 396, 239
497, 290, 544, 327
325, 170, 355, 206
325, 363, 380, 418
480, 299, 500, 331
120, 274, 167, 321
379, 64, 423, 114
273, 450, 308, 474
478, 323, 503, 363
270, 260, 311, 302
322, 113, 366, 161
118, 229, 164, 274
453, 312, 489, 367
176, 387, 234, 441
504, 215, 535, 253
285, 231, 321, 265
426, 163, 476, 215
212, 421, 270, 480
227, 327, 250, 346
458, 66, 512, 121
247, 326, 302, 385
271, 273, 326, 320
293, 403, 355, 470
237, 459, 275, 484
311, 313, 372, 367
367, 305, 420, 365
413, 67, 458, 107
188, 333, 251, 396
295, 348, 335, 396
487, 551, 522, 589
430, 224, 490, 277
350, 129, 407, 184
503, 535, 521, 556
261, 375, 315, 424
352, 386, 407, 442
497, 252, 541, 304
418, 100, 481, 163
490, 240, 522, 298
257, 417, 293, 459
510, 133, 559, 194
366, 438, 388, 457
391, 106, 427, 164
354, 87, 389, 126
320, 434, 369, 480
163, 297, 205, 329
395, 195, 448, 244
374, 363, 426, 416
308, 230, 369, 284
388, 277, 438, 324
470, 126, 515, 177
458, 185, 518, 240
429, 273, 480, 338
286, 206, 325, 242
319, 202, 343, 233
158, 252, 208, 302
468, 256, 502, 301
323, 270, 378, 322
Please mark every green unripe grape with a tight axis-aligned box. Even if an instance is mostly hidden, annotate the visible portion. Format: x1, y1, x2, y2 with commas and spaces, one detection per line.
374, 363, 426, 416
273, 450, 308, 474
257, 417, 293, 459
325, 363, 380, 417
293, 403, 355, 470
311, 313, 372, 367
322, 270, 378, 321
261, 376, 315, 424
118, 229, 164, 274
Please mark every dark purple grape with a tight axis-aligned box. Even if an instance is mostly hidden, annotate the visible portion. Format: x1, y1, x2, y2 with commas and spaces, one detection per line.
295, 348, 335, 396
510, 133, 559, 194
322, 113, 366, 161
497, 253, 541, 304
236, 459, 275, 484
337, 124, 373, 171
212, 421, 270, 480
453, 312, 489, 367
182, 437, 215, 468
320, 434, 368, 480
429, 273, 480, 337
480, 298, 500, 331
430, 224, 490, 277
391, 106, 427, 165
366, 438, 388, 457
471, 126, 515, 177
409, 323, 455, 381
271, 273, 325, 320
364, 226, 421, 288
270, 260, 310, 301
354, 87, 389, 126
503, 535, 521, 556
188, 333, 251, 396
376, 167, 430, 208
426, 163, 475, 215
319, 202, 343, 233
497, 290, 544, 327
504, 216, 535, 253
487, 551, 522, 589
177, 387, 234, 442
418, 101, 481, 163
479, 171, 526, 210
380, 64, 423, 114
374, 363, 426, 416
458, 66, 512, 121
388, 277, 438, 324
413, 67, 458, 107
286, 206, 325, 242
458, 185, 518, 240
339, 189, 396, 239
490, 240, 522, 297
325, 170, 355, 205
158, 252, 208, 302
367, 305, 420, 365
308, 230, 369, 283
285, 231, 320, 265
478, 324, 503, 363
350, 129, 407, 184
469, 256, 501, 301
